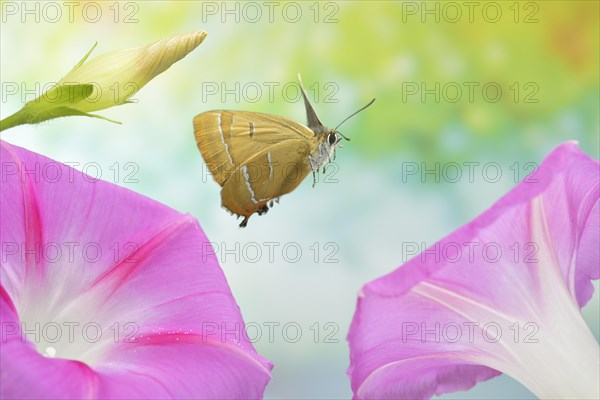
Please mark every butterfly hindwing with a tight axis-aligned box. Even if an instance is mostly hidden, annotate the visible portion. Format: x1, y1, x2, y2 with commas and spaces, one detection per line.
219, 138, 313, 216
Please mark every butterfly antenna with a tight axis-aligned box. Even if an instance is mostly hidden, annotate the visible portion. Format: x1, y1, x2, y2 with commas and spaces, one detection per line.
337, 131, 350, 141
334, 98, 376, 139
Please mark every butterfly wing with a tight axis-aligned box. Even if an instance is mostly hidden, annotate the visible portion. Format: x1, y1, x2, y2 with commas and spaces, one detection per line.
194, 110, 315, 185
193, 110, 318, 225
219, 138, 313, 217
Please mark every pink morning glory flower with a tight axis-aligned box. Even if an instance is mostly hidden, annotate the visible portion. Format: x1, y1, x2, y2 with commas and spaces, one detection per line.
0, 140, 272, 398
347, 142, 599, 399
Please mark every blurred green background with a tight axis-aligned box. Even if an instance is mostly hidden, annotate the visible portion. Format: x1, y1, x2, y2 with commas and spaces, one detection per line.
1, 1, 598, 398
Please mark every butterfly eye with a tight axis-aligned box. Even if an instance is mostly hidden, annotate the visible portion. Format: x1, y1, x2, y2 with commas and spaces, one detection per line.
328, 132, 337, 145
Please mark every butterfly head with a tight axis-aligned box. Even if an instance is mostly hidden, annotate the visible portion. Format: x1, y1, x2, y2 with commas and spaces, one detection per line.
326, 129, 346, 146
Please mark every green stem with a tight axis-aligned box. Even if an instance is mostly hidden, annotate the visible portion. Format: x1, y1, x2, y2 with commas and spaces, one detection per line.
0, 108, 29, 132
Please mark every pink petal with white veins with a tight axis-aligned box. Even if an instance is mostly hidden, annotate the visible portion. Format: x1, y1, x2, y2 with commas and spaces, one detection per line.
1, 140, 272, 399
348, 142, 599, 399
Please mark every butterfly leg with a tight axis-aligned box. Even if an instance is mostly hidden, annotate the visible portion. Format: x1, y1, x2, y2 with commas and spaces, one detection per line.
312, 171, 317, 188
239, 215, 250, 228
258, 204, 269, 215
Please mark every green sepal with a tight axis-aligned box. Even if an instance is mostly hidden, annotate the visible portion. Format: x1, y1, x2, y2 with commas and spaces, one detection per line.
68, 42, 98, 74
24, 83, 94, 112
21, 106, 121, 125
0, 83, 121, 131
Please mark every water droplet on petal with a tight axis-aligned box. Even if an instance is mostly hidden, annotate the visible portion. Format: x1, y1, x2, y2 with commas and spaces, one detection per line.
45, 347, 57, 358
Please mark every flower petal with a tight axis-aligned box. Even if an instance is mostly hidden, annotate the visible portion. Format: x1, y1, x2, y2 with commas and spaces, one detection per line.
573, 202, 599, 306
1, 140, 181, 319
348, 142, 600, 399
1, 331, 270, 399
0, 140, 272, 398
96, 336, 271, 398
